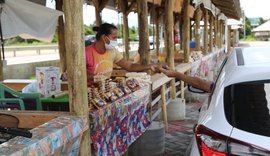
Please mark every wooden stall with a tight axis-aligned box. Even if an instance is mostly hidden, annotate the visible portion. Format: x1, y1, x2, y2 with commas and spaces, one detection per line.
0, 0, 242, 155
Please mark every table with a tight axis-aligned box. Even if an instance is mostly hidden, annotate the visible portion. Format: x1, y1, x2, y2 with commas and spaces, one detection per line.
41, 95, 69, 111
90, 85, 151, 156
0, 116, 88, 156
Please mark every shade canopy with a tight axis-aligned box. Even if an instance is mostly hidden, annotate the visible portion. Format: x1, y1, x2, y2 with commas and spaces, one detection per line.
0, 0, 63, 42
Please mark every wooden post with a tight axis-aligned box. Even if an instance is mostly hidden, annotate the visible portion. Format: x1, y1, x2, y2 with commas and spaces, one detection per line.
209, 13, 213, 52
183, 0, 190, 63
63, 0, 90, 155
227, 25, 231, 52
179, 15, 183, 50
203, 9, 208, 55
164, 0, 176, 99
155, 7, 161, 56
220, 21, 223, 48
120, 0, 136, 60
214, 17, 217, 49
161, 85, 168, 132
95, 7, 102, 26
233, 29, 236, 47
217, 19, 220, 48
181, 80, 185, 98
123, 14, 129, 59
56, 0, 66, 73
120, 0, 129, 59
137, 0, 150, 64
195, 7, 201, 51
92, 0, 109, 26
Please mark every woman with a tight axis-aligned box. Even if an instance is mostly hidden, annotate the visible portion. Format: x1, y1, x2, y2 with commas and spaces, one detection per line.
86, 23, 157, 86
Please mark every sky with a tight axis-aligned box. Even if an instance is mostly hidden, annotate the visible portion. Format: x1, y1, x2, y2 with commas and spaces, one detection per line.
240, 0, 270, 19
46, 1, 139, 27
46, 0, 270, 26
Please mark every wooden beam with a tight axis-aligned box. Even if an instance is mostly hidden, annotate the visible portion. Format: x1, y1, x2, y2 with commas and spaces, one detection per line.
195, 7, 201, 51
183, 0, 190, 63
203, 9, 208, 55
0, 110, 71, 128
63, 0, 90, 155
151, 73, 172, 91
99, 0, 110, 12
126, 1, 137, 15
56, 0, 66, 73
137, 0, 150, 64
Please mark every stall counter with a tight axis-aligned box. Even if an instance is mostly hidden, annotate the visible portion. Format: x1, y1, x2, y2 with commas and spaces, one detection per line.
90, 85, 151, 155
0, 116, 88, 156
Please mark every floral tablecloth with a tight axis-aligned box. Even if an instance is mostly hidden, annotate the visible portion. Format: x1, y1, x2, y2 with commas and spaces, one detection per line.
191, 48, 225, 80
0, 116, 88, 156
90, 85, 151, 156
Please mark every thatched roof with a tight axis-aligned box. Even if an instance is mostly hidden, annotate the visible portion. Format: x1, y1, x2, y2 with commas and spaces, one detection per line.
212, 0, 241, 20
85, 0, 241, 20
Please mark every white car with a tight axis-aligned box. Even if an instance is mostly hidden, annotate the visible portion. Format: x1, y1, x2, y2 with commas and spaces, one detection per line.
189, 47, 270, 156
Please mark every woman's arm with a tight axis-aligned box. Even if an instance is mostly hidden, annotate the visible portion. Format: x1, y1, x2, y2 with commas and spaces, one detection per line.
116, 59, 157, 72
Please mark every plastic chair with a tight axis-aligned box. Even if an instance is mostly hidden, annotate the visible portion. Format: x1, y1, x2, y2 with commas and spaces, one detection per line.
0, 99, 25, 110
0, 84, 42, 110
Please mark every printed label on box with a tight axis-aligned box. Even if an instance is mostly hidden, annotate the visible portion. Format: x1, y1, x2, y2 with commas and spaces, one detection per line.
36, 67, 61, 97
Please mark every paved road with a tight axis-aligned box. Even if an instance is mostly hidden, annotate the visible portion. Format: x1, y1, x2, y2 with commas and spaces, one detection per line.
238, 41, 270, 47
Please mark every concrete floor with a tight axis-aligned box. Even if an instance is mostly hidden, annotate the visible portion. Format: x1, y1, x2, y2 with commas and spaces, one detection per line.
163, 95, 208, 156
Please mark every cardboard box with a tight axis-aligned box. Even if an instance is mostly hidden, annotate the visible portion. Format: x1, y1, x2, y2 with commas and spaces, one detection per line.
36, 67, 61, 97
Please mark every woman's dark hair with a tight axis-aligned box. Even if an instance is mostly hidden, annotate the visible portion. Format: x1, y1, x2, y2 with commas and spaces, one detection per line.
93, 23, 117, 40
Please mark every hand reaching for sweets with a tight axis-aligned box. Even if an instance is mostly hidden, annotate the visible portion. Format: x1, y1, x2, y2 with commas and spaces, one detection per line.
157, 65, 177, 77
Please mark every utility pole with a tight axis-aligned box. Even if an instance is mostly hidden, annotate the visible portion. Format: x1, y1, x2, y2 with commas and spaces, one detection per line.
243, 11, 246, 39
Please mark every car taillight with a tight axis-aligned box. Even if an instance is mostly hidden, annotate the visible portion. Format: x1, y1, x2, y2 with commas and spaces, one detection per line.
195, 125, 270, 156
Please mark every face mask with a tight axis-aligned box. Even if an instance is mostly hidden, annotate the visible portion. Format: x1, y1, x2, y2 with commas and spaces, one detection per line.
105, 38, 118, 50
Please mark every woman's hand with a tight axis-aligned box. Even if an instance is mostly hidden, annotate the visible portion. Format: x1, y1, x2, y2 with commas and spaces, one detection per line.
150, 64, 159, 72
159, 67, 176, 77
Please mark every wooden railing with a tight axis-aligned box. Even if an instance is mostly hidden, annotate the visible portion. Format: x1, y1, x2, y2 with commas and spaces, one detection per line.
150, 63, 191, 131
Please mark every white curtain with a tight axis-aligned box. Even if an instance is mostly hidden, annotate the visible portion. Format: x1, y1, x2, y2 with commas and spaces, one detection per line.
1, 0, 63, 42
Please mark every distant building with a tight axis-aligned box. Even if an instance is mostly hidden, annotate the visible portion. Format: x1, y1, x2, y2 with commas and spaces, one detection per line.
252, 20, 270, 41
249, 18, 261, 28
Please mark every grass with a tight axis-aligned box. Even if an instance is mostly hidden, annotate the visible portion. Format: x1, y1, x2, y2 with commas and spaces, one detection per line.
239, 35, 269, 42
240, 36, 255, 41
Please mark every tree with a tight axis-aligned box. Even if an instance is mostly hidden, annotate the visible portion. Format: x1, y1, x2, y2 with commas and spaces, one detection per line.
259, 17, 266, 25
84, 24, 94, 35
240, 17, 252, 39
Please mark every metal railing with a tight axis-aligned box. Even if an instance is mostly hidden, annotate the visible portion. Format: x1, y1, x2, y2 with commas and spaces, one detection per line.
4, 45, 59, 57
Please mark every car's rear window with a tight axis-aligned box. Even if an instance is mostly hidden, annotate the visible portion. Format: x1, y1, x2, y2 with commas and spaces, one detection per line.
224, 81, 270, 137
